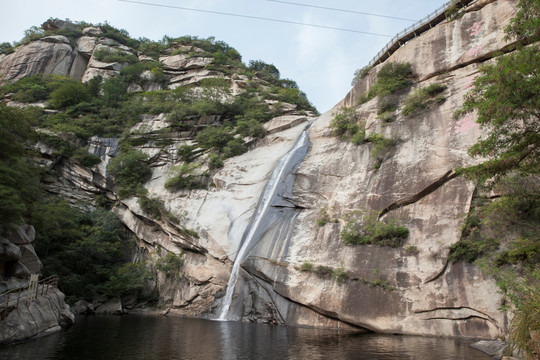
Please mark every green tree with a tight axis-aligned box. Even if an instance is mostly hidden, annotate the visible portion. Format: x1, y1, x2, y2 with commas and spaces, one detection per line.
49, 80, 91, 109
0, 104, 39, 226
108, 149, 152, 198
505, 0, 540, 42
102, 76, 127, 107
456, 47, 539, 181
33, 202, 133, 303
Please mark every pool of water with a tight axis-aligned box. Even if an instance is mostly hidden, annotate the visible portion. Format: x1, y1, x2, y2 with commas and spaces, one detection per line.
0, 315, 493, 360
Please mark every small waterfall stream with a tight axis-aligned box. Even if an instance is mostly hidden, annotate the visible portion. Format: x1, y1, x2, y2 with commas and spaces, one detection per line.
218, 127, 311, 320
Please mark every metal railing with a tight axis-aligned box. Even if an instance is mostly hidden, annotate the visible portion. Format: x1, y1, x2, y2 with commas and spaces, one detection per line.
367, 0, 474, 68
0, 275, 59, 316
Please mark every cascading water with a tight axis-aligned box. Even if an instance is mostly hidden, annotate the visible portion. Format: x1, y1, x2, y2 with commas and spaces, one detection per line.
218, 127, 311, 320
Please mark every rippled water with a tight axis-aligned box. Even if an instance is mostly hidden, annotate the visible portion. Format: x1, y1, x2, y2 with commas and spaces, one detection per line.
0, 315, 492, 360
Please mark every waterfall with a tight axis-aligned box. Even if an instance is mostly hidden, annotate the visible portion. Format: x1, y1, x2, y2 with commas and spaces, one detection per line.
218, 128, 311, 320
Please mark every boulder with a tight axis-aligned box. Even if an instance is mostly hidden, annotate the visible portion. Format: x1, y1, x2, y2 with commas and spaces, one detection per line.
71, 300, 95, 315
0, 237, 22, 262
0, 288, 74, 345
160, 54, 213, 70
76, 36, 97, 57
39, 35, 70, 44
470, 340, 508, 358
19, 244, 42, 274
82, 26, 103, 36
6, 262, 31, 278
5, 224, 35, 245
264, 115, 307, 134
0, 39, 75, 83
96, 298, 123, 315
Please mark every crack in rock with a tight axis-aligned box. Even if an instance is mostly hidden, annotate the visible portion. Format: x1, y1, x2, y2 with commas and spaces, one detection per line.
379, 170, 459, 218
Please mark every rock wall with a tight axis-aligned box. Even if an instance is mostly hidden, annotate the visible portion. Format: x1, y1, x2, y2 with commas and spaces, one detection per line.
0, 288, 74, 345
227, 0, 520, 339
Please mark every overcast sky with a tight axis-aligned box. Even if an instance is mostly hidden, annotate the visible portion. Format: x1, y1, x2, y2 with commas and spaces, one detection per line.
1, 0, 444, 113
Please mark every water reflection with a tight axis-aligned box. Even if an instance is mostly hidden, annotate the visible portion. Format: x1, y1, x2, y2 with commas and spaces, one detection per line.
0, 315, 492, 360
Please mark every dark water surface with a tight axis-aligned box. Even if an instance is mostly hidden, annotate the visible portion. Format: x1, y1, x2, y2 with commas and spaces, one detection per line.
0, 315, 492, 360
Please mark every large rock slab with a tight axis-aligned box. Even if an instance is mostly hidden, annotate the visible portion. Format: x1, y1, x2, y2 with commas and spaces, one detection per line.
160, 55, 213, 70
0, 288, 74, 345
0, 37, 82, 82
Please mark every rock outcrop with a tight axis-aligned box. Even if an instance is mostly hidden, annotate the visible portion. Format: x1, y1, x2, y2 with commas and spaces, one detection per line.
0, 288, 74, 345
0, 0, 527, 343
0, 35, 86, 83
0, 225, 42, 289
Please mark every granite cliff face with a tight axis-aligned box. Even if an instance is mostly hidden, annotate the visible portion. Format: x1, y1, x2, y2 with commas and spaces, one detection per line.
0, 0, 525, 341
217, 0, 520, 339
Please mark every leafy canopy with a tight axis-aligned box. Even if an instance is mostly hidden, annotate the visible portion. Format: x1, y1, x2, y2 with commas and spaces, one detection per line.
456, 42, 539, 183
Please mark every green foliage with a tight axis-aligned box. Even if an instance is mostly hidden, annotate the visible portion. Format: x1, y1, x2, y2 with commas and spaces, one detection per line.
0, 104, 39, 226
299, 261, 313, 272
402, 83, 447, 116
367, 133, 397, 169
196, 125, 235, 151
505, 0, 540, 42
329, 107, 365, 143
0, 42, 14, 54
18, 26, 46, 44
165, 163, 205, 191
235, 118, 266, 138
332, 265, 350, 285
1, 74, 62, 103
404, 245, 419, 255
102, 76, 128, 107
355, 62, 412, 106
33, 202, 134, 303
351, 66, 371, 86
72, 147, 102, 167
99, 22, 138, 47
341, 210, 409, 247
317, 208, 337, 226
377, 97, 397, 115
178, 144, 198, 162
120, 61, 165, 86
455, 46, 539, 182
102, 262, 153, 298
378, 111, 395, 123
496, 236, 540, 267
195, 125, 248, 158
248, 60, 280, 81
208, 153, 224, 169
156, 252, 185, 278
271, 87, 316, 112
93, 48, 138, 64
372, 62, 413, 97
495, 270, 540, 359
448, 236, 499, 263
139, 195, 180, 223
445, 3, 464, 21
184, 228, 199, 238
315, 265, 334, 277
49, 80, 91, 109
137, 37, 166, 59
108, 149, 152, 198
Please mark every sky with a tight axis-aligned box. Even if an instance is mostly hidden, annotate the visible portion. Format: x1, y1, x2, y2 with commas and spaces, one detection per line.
1, 0, 445, 113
